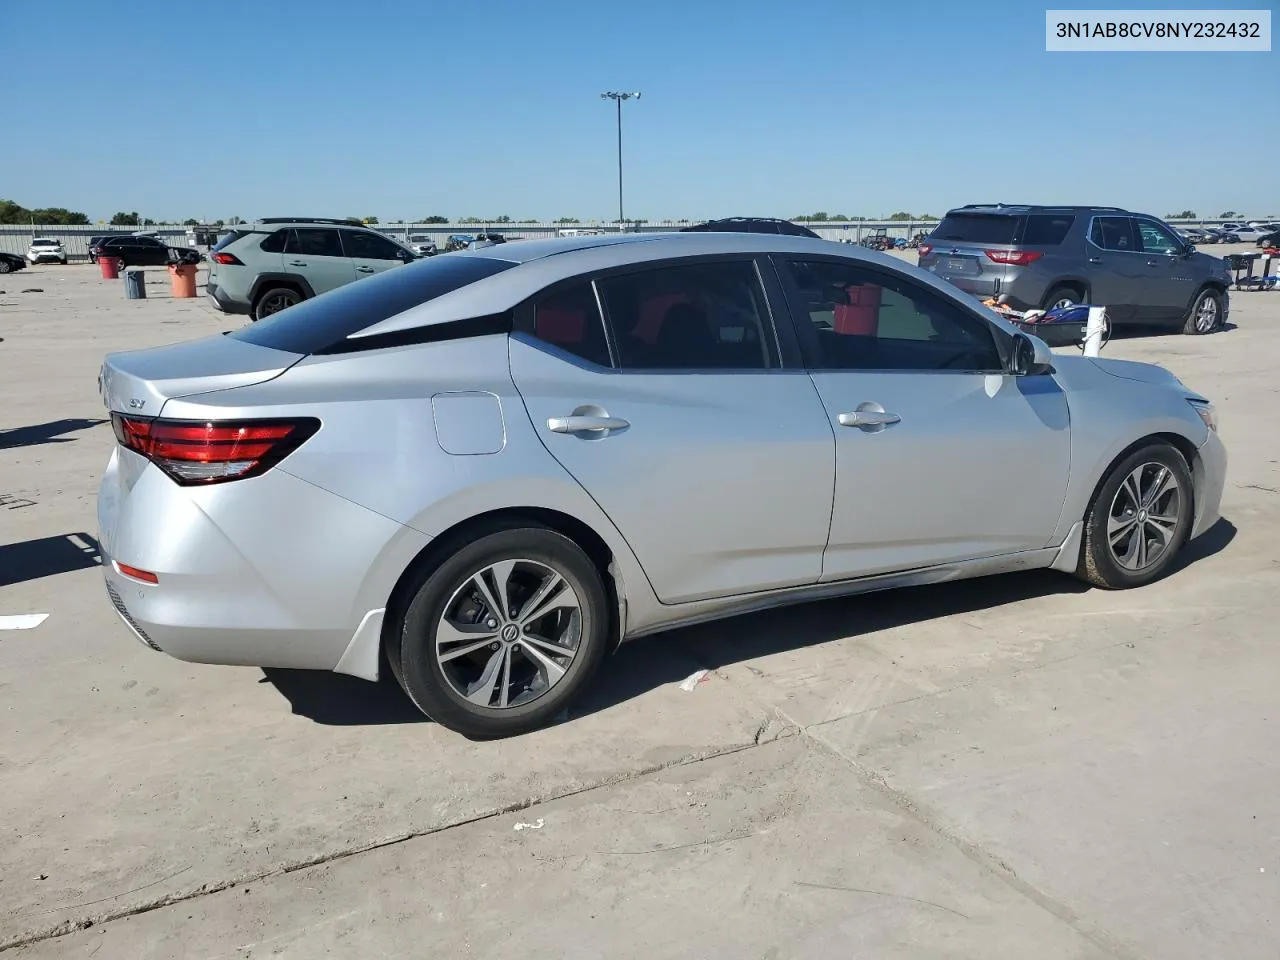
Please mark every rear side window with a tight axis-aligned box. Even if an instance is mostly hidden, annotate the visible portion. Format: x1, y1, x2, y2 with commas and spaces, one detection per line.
932, 214, 1021, 244
1022, 214, 1074, 245
597, 260, 776, 370
259, 229, 290, 253
532, 283, 611, 367
229, 256, 517, 354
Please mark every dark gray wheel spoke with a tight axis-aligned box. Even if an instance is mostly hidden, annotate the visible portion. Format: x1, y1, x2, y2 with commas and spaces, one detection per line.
517, 571, 574, 626
1109, 514, 1138, 546
1143, 467, 1173, 507
464, 648, 509, 706
519, 640, 568, 686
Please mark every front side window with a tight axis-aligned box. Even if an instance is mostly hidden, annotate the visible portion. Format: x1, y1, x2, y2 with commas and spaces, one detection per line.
341, 229, 403, 260
596, 260, 775, 370
532, 283, 611, 367
782, 259, 1002, 372
1089, 216, 1134, 251
1134, 219, 1183, 255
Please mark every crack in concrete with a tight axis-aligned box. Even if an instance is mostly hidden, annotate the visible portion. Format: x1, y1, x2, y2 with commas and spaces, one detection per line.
0, 736, 766, 953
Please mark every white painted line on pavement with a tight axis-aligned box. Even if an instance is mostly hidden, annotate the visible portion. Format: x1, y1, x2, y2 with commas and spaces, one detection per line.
0, 614, 49, 630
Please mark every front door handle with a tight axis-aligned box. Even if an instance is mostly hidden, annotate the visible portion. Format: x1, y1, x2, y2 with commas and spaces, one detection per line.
1088, 256, 1103, 264
356, 266, 375, 273
547, 414, 630, 434
288, 260, 307, 267
838, 410, 901, 428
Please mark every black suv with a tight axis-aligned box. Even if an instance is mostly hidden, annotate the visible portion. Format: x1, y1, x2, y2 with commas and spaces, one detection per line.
90, 235, 198, 269
680, 217, 821, 238
918, 204, 1233, 334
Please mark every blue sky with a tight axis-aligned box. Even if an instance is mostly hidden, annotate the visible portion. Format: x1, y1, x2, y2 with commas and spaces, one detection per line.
2, 0, 1275, 223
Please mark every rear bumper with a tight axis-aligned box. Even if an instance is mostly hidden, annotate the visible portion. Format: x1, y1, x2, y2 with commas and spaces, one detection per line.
206, 282, 252, 315
97, 447, 430, 672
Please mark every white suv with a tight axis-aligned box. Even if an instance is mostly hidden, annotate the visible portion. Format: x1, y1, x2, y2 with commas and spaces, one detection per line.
27, 238, 67, 264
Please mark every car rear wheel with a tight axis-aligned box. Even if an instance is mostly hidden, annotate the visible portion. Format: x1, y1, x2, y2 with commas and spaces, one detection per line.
1043, 284, 1084, 311
252, 287, 300, 321
393, 524, 610, 738
0, 261, 10, 274
1075, 443, 1193, 589
1182, 288, 1222, 335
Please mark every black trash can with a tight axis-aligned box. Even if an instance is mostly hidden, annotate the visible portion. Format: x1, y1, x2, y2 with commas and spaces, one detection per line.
124, 268, 147, 300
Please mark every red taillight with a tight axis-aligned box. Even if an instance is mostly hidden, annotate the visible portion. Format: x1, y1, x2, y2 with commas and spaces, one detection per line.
111, 414, 319, 485
917, 243, 933, 257
115, 561, 159, 584
210, 252, 242, 265
985, 249, 1043, 266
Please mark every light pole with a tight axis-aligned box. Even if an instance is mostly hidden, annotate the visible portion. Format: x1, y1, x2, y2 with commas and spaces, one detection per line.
600, 91, 640, 231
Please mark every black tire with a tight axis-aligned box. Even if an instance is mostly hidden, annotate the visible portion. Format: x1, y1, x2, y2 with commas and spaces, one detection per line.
393, 524, 610, 738
0, 261, 10, 275
1042, 284, 1084, 311
1182, 287, 1223, 335
60, 258, 67, 265
252, 286, 301, 322
1075, 443, 1194, 589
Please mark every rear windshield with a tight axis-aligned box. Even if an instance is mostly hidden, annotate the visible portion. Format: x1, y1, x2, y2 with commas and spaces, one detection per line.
229, 255, 517, 354
212, 230, 252, 252
932, 213, 1021, 244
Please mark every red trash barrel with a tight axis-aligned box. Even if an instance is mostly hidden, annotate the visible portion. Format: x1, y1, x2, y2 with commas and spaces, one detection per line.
99, 256, 121, 280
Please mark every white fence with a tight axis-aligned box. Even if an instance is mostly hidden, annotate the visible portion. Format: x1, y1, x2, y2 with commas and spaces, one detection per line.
0, 218, 1262, 261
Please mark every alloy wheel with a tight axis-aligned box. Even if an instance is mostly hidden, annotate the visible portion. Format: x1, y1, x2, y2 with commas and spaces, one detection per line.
259, 293, 297, 317
1194, 295, 1218, 332
1106, 462, 1183, 571
434, 559, 583, 709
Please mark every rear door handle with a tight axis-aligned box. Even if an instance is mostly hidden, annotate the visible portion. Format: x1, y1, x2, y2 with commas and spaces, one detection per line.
547, 415, 630, 434
837, 410, 901, 428
288, 260, 307, 267
1088, 257, 1103, 264
356, 266, 375, 273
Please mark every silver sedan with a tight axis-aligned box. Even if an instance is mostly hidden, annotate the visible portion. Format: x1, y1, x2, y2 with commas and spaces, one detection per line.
97, 232, 1227, 737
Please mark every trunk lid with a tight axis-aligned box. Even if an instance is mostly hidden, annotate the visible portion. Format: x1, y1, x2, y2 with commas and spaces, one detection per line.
99, 333, 302, 416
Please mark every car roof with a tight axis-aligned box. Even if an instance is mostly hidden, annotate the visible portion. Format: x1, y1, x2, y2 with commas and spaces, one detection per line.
250, 218, 380, 230
946, 204, 1131, 215
354, 231, 1021, 341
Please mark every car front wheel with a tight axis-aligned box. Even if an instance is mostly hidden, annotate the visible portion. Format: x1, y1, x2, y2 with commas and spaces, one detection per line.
392, 524, 610, 738
1182, 287, 1223, 334
1075, 443, 1194, 589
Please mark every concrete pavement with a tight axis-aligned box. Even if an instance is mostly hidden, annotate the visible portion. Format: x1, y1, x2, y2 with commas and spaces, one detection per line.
1, 260, 1277, 958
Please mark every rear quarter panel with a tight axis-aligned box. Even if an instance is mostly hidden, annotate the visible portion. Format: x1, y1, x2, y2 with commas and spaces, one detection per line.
156, 335, 659, 632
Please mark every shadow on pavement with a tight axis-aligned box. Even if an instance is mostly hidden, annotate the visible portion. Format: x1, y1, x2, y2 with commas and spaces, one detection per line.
261, 668, 427, 725
259, 518, 1236, 728
0, 533, 101, 588
0, 418, 107, 450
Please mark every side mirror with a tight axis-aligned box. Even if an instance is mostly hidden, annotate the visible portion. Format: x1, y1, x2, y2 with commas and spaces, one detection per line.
1182, 243, 1196, 257
397, 249, 415, 262
1009, 332, 1053, 376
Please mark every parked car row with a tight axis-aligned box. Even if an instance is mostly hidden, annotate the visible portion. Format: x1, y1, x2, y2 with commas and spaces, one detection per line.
1178, 223, 1279, 246
917, 204, 1233, 336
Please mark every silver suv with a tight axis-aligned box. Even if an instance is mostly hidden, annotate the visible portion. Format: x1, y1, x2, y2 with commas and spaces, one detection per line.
918, 205, 1232, 335
207, 218, 417, 321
